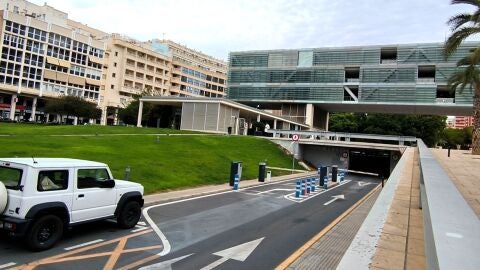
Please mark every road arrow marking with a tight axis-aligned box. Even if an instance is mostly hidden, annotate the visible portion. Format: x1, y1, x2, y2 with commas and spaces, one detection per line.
138, 254, 193, 270
324, 194, 345, 205
200, 237, 265, 270
357, 181, 375, 187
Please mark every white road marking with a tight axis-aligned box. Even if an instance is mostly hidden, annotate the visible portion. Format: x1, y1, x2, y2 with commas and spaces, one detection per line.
357, 181, 375, 187
324, 194, 345, 206
138, 254, 194, 270
200, 237, 265, 270
0, 263, 16, 269
143, 175, 316, 256
137, 221, 147, 226
64, 239, 104, 250
132, 226, 150, 233
256, 188, 293, 195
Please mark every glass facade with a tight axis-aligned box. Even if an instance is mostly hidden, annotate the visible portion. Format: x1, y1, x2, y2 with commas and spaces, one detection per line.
228, 43, 478, 105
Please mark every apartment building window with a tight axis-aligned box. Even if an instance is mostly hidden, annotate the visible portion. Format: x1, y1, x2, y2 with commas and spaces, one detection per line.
48, 33, 71, 49
45, 63, 68, 73
22, 66, 42, 80
111, 84, 114, 89
24, 53, 44, 67
89, 47, 104, 58
85, 68, 101, 80
26, 40, 44, 54
114, 62, 117, 67
27, 27, 47, 42
2, 47, 23, 63
5, 21, 26, 36
0, 61, 21, 76
115, 51, 118, 57
112, 73, 116, 78
3, 34, 25, 49
13, 6, 19, 13
72, 41, 88, 54
71, 52, 87, 65
47, 45, 70, 61
70, 65, 85, 76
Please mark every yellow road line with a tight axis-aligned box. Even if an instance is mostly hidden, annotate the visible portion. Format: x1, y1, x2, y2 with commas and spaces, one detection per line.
12, 229, 153, 270
275, 184, 382, 270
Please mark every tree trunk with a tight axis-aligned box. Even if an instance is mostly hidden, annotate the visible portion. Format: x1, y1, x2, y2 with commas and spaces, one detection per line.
472, 92, 480, 155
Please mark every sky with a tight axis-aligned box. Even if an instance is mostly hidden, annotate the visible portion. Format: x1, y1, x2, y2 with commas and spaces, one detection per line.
29, 0, 478, 61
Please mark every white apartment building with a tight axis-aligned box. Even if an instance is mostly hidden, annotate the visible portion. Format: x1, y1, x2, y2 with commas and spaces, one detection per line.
0, 0, 228, 125
0, 0, 105, 123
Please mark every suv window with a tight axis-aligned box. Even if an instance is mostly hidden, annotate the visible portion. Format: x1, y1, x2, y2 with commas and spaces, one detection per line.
37, 170, 68, 191
77, 168, 110, 189
0, 166, 23, 189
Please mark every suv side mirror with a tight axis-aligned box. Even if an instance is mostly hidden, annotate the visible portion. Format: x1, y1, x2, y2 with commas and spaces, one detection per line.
100, 179, 115, 188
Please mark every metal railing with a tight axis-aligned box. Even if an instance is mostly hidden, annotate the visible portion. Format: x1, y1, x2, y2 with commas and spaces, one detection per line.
267, 129, 416, 145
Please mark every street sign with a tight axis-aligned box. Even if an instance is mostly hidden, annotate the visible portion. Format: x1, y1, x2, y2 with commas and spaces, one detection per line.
292, 134, 299, 141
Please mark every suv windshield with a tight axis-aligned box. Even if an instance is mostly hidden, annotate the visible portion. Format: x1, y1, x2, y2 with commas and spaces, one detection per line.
0, 166, 23, 189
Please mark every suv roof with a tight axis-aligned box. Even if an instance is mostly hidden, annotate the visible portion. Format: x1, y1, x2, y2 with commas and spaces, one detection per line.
0, 158, 107, 168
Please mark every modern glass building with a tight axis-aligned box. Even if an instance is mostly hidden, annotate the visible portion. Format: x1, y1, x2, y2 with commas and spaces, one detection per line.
228, 42, 478, 129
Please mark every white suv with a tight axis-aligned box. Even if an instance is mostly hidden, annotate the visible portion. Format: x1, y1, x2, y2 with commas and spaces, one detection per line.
0, 158, 144, 251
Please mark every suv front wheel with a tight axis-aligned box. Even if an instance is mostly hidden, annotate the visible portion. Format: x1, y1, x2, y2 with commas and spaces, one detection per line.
26, 215, 64, 251
117, 201, 141, 229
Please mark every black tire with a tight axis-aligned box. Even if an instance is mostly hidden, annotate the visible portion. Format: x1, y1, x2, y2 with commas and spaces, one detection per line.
117, 201, 141, 229
25, 215, 64, 251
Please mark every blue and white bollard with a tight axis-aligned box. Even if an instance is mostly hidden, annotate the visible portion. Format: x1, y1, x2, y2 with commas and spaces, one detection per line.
340, 173, 345, 182
307, 179, 311, 194
323, 176, 328, 189
311, 178, 316, 192
301, 180, 306, 196
295, 181, 301, 198
233, 174, 239, 191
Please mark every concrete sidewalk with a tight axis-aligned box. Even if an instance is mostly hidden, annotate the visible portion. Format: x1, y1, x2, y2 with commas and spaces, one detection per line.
430, 148, 480, 217
144, 171, 316, 205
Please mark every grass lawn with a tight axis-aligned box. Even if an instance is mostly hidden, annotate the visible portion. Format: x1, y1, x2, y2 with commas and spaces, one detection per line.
0, 123, 303, 194
0, 122, 199, 135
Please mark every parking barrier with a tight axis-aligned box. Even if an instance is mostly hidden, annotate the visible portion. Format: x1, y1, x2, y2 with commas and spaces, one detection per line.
301, 180, 306, 196
307, 179, 311, 194
311, 178, 316, 192
295, 181, 301, 198
323, 176, 328, 189
233, 174, 239, 191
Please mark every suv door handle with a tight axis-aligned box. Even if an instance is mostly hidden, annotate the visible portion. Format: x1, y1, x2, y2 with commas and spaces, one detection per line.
78, 194, 84, 198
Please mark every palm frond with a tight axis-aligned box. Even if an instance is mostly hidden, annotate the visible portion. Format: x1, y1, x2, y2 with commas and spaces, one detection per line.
448, 13, 474, 30
451, 0, 480, 8
444, 26, 480, 59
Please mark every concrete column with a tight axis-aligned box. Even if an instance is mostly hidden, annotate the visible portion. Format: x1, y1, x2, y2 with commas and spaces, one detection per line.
256, 114, 261, 122
314, 109, 330, 131
73, 116, 78, 126
9, 94, 17, 120
45, 113, 50, 123
137, 101, 144, 127
100, 108, 107, 125
273, 119, 277, 129
305, 103, 314, 128
114, 108, 119, 125
30, 97, 37, 122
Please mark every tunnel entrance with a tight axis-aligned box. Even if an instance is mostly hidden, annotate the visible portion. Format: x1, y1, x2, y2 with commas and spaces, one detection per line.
349, 149, 391, 178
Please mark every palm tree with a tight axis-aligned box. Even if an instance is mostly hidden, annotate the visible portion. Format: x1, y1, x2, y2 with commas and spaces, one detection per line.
448, 52, 480, 153
444, 0, 480, 154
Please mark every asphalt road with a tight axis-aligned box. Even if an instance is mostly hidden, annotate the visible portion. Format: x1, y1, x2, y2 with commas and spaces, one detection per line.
0, 173, 380, 270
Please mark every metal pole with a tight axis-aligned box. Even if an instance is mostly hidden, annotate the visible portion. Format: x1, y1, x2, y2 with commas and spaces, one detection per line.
291, 142, 296, 174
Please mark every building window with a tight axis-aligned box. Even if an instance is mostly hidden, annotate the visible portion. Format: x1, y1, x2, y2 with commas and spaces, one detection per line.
115, 51, 118, 57
114, 62, 117, 67
111, 84, 114, 89
112, 73, 116, 78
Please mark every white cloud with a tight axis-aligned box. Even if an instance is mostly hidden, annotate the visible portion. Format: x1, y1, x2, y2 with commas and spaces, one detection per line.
30, 0, 478, 60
